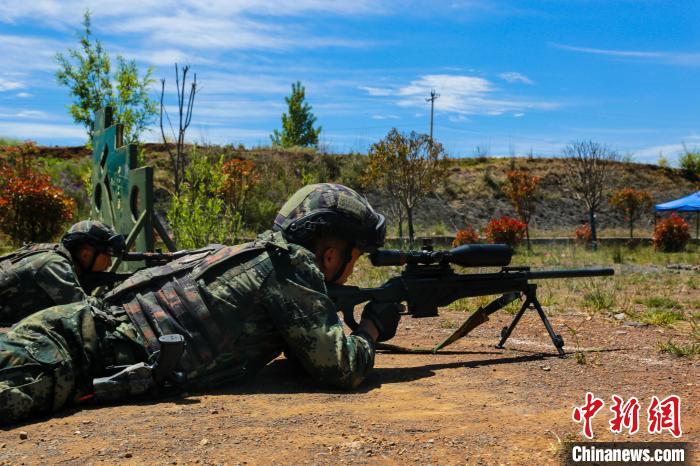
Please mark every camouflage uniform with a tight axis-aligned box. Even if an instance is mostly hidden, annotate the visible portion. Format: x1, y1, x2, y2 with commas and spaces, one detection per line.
0, 220, 125, 326
0, 243, 85, 326
0, 231, 375, 425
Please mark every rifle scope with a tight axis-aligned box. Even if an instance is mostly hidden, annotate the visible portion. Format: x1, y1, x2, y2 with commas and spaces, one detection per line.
369, 244, 513, 268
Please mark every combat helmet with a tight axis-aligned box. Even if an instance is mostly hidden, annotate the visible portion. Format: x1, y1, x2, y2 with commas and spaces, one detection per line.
61, 220, 126, 257
273, 183, 386, 252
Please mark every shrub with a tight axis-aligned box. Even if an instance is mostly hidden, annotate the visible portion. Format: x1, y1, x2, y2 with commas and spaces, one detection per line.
0, 167, 75, 244
484, 216, 526, 247
167, 152, 242, 249
652, 213, 690, 252
452, 225, 480, 246
220, 158, 261, 215
678, 147, 700, 177
0, 140, 39, 176
574, 223, 592, 245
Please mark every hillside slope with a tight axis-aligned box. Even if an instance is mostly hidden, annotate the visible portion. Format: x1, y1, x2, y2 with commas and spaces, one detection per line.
21, 144, 700, 236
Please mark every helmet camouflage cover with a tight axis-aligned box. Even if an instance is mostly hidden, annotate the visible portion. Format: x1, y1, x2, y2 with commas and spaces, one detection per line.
61, 220, 126, 257
274, 183, 385, 251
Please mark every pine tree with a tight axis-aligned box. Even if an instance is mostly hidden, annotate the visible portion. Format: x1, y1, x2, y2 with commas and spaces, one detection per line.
271, 81, 322, 147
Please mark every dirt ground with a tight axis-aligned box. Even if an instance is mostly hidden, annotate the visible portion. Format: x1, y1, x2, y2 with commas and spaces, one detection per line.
0, 306, 698, 465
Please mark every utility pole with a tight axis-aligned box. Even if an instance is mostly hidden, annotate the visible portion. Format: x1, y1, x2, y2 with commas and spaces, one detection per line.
426, 89, 439, 143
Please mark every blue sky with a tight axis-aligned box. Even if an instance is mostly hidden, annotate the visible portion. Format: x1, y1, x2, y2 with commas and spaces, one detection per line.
0, 0, 698, 163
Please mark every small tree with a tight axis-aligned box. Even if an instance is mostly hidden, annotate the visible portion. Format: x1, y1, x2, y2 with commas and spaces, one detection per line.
271, 81, 321, 147
364, 129, 448, 243
502, 169, 540, 249
55, 10, 157, 143
562, 140, 619, 250
609, 188, 653, 239
160, 64, 197, 194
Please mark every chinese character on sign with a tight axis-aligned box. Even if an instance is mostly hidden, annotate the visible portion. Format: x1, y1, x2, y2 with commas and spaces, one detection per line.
609, 395, 640, 434
648, 395, 682, 438
572, 392, 605, 439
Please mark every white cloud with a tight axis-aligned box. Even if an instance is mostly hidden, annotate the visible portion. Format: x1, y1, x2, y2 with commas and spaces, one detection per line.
195, 72, 291, 95
16, 92, 33, 98
371, 114, 400, 120
513, 112, 525, 118
0, 121, 86, 140
0, 1, 382, 25
361, 74, 559, 116
0, 77, 24, 92
0, 35, 67, 72
552, 43, 700, 66
359, 86, 394, 96
15, 110, 48, 119
498, 72, 533, 85
0, 106, 47, 119
634, 135, 700, 163
0, 2, 377, 53
189, 125, 273, 145
123, 49, 212, 67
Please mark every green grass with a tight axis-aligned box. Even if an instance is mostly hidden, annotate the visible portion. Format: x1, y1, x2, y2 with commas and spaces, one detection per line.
582, 284, 616, 311
636, 310, 684, 326
635, 296, 682, 310
658, 340, 700, 357
658, 318, 700, 357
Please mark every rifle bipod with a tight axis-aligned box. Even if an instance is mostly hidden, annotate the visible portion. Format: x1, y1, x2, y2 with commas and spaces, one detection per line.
496, 284, 565, 357
375, 285, 565, 356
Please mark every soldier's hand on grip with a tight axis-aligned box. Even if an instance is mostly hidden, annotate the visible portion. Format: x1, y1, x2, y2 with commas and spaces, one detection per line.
361, 301, 403, 342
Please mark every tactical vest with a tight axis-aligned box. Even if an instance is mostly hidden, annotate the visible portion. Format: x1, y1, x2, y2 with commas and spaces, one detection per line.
0, 243, 77, 323
0, 243, 72, 266
102, 240, 276, 378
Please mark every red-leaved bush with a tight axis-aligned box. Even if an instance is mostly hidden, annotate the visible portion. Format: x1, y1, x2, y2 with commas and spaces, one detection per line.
652, 214, 690, 252
574, 223, 593, 245
452, 225, 480, 246
484, 216, 526, 247
220, 158, 261, 213
0, 167, 75, 244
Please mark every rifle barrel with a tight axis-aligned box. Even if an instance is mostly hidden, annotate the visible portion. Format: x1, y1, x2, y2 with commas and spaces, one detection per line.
122, 251, 190, 261
525, 268, 614, 280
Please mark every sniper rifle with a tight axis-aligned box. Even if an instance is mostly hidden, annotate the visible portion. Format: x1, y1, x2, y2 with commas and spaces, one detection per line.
327, 240, 614, 356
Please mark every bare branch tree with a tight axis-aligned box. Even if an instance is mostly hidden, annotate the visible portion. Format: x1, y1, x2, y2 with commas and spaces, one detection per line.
160, 64, 197, 194
562, 140, 619, 250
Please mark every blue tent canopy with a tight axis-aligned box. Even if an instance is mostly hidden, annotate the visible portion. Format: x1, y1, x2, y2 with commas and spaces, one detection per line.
655, 191, 700, 212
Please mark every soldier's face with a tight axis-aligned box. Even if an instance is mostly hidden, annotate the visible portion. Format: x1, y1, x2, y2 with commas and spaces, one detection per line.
91, 253, 112, 272
335, 247, 363, 285
320, 246, 363, 284
77, 246, 112, 273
